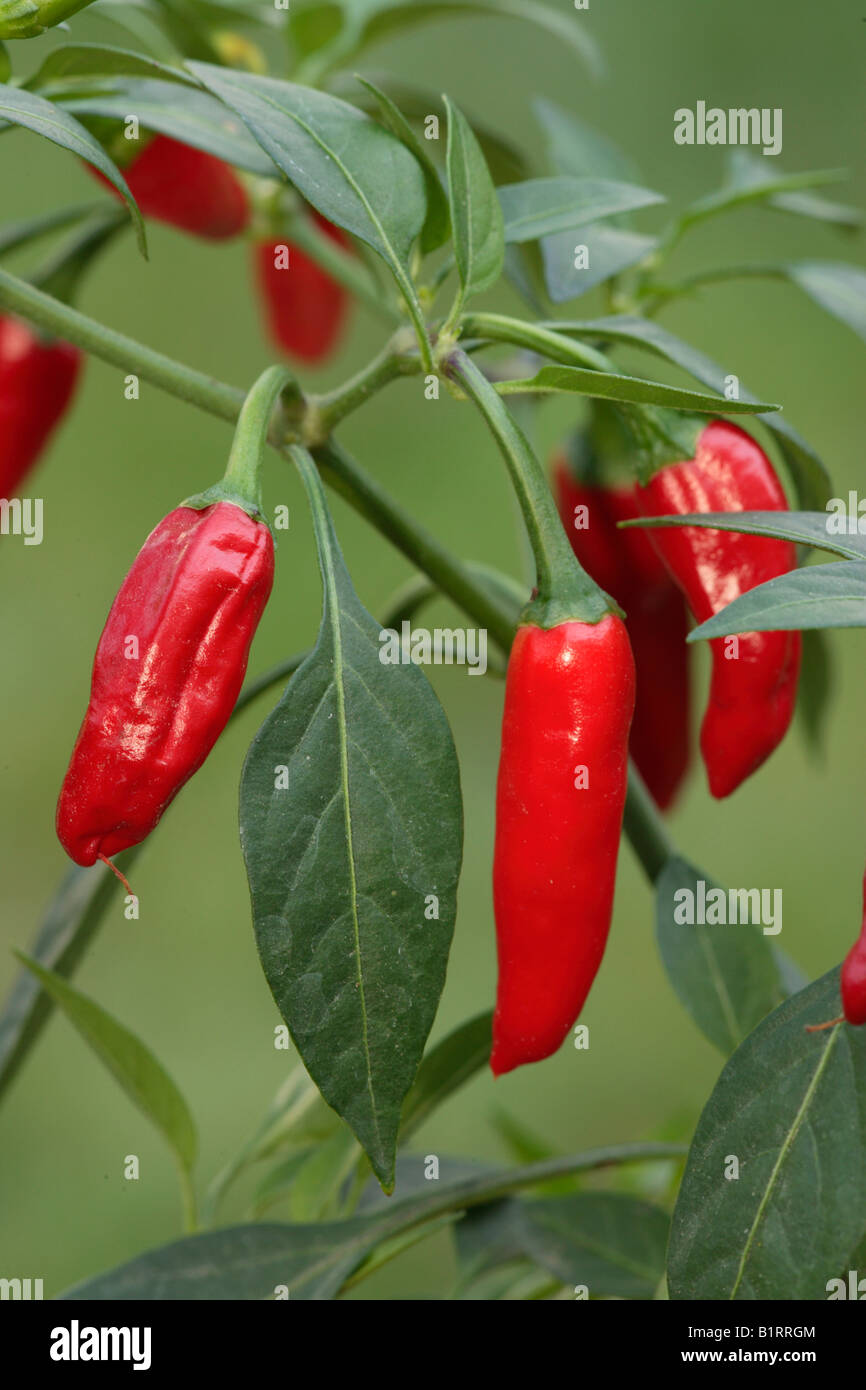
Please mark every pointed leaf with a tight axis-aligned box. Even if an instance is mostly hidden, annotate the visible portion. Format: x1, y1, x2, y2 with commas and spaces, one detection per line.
668, 970, 866, 1300
786, 261, 866, 344
239, 457, 462, 1190
498, 363, 779, 414
355, 75, 449, 254
444, 94, 504, 302
187, 63, 427, 291
16, 954, 196, 1173
625, 508, 866, 560
542, 223, 657, 302
498, 176, 663, 244
688, 561, 866, 639
655, 857, 783, 1056
0, 83, 145, 254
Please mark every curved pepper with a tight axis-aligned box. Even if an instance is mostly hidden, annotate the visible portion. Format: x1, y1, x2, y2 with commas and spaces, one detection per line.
634, 420, 801, 799
0, 315, 81, 498
554, 456, 691, 810
491, 615, 635, 1075
57, 501, 273, 865
254, 213, 351, 363
90, 135, 249, 240
841, 869, 866, 1026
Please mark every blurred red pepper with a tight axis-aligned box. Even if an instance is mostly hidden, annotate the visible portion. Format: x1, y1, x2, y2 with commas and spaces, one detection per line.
554, 451, 690, 810
57, 501, 273, 866
89, 134, 249, 240
634, 420, 801, 798
254, 213, 351, 363
841, 868, 866, 1026
0, 316, 81, 498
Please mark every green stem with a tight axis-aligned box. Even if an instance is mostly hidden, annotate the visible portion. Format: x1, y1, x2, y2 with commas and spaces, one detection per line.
286, 209, 403, 327
460, 312, 611, 372
640, 262, 789, 315
622, 761, 675, 883
0, 266, 246, 422
178, 1163, 198, 1234
310, 335, 419, 439
225, 365, 296, 513
444, 349, 612, 627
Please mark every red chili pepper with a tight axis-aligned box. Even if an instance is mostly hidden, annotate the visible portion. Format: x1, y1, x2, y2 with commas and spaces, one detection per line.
89, 135, 249, 240
0, 316, 81, 499
491, 614, 635, 1075
634, 420, 801, 799
554, 455, 691, 810
56, 501, 273, 866
841, 869, 866, 1026
254, 214, 351, 363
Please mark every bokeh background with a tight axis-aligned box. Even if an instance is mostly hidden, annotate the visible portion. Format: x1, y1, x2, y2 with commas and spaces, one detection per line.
1, 0, 864, 1299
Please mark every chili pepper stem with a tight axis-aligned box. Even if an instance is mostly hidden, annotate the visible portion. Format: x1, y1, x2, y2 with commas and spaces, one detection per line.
97, 854, 134, 897
184, 364, 298, 520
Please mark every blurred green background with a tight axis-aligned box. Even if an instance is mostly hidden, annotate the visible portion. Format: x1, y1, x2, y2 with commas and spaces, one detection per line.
1, 0, 864, 1299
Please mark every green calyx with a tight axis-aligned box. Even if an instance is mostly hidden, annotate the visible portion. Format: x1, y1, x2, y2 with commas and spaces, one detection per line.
183, 365, 300, 525
0, 0, 96, 39
615, 405, 705, 485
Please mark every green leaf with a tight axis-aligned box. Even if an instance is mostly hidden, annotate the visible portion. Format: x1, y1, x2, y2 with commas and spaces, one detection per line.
239, 449, 463, 1190
251, 1149, 316, 1217
497, 363, 779, 414
498, 176, 662, 244
15, 953, 196, 1173
291, 1, 602, 85
283, 1127, 361, 1222
542, 223, 657, 303
517, 1193, 670, 1298
786, 261, 866, 345
625, 508, 866, 561
0, 858, 137, 1104
533, 97, 637, 183
668, 970, 866, 1300
0, 82, 145, 254
400, 1011, 491, 1141
24, 41, 190, 88
726, 151, 861, 229
680, 166, 846, 233
797, 626, 834, 754
654, 857, 783, 1056
60, 1142, 684, 1299
0, 200, 103, 257
552, 315, 831, 507
187, 63, 427, 301
55, 76, 279, 176
444, 94, 504, 303
687, 561, 866, 639
355, 75, 449, 254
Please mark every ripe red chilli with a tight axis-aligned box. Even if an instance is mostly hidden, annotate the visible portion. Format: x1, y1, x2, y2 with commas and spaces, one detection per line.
89, 135, 249, 240
554, 454, 691, 810
255, 213, 351, 363
56, 502, 273, 866
0, 316, 81, 499
634, 420, 801, 798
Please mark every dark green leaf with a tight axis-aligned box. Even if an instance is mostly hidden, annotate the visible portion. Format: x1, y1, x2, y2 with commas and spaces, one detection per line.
655, 857, 783, 1056
16, 954, 196, 1173
518, 1193, 669, 1298
240, 452, 462, 1189
187, 63, 427, 295
786, 261, 866, 344
0, 83, 145, 254
355, 75, 449, 254
773, 948, 809, 998
57, 76, 282, 177
24, 41, 190, 89
625, 508, 866, 560
444, 94, 504, 302
400, 1011, 491, 1141
498, 363, 779, 414
688, 561, 866, 639
797, 626, 834, 753
542, 222, 657, 303
668, 970, 866, 1300
498, 176, 663, 244
553, 315, 831, 507
533, 97, 638, 183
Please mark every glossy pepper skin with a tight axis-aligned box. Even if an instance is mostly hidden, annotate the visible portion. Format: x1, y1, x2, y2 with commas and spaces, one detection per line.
634, 420, 801, 799
255, 213, 351, 363
554, 456, 690, 810
56, 501, 273, 866
0, 316, 81, 498
90, 135, 249, 240
841, 869, 866, 1026
491, 615, 635, 1075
